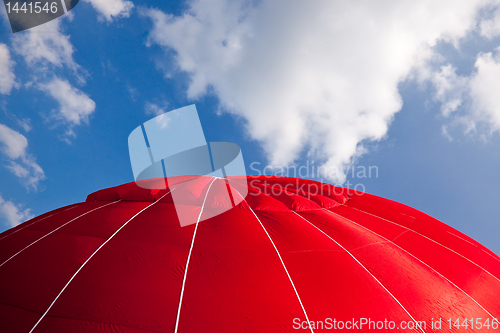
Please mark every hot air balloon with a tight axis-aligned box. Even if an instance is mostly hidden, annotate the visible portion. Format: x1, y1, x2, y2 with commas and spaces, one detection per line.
0, 175, 499, 332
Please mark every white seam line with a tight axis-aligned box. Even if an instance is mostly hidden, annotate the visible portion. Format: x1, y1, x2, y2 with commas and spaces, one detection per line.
174, 178, 217, 333
482, 248, 500, 263
446, 231, 476, 246
0, 205, 77, 242
29, 190, 173, 333
347, 205, 500, 284
234, 189, 315, 333
321, 209, 497, 320
293, 211, 424, 333
391, 229, 409, 243
0, 200, 121, 269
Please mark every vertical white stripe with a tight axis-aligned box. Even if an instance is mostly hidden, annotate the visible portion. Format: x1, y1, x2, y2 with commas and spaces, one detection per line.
174, 178, 217, 333
29, 191, 172, 333
234, 189, 315, 333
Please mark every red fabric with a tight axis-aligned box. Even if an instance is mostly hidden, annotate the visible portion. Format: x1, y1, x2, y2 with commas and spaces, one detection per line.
0, 176, 499, 332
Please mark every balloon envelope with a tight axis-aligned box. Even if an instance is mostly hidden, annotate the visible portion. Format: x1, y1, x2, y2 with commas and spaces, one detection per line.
0, 176, 499, 332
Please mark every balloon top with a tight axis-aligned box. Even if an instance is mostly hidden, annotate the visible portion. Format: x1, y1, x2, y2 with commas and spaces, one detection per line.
86, 175, 350, 212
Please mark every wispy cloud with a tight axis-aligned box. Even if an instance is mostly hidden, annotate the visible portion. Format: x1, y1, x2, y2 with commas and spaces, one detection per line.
469, 50, 500, 131
127, 85, 139, 101
16, 117, 32, 132
432, 64, 469, 117
479, 5, 500, 39
432, 48, 500, 138
0, 123, 27, 160
142, 0, 499, 183
83, 0, 134, 22
0, 43, 17, 95
10, 17, 94, 140
145, 101, 171, 128
11, 19, 82, 77
38, 77, 96, 138
145, 101, 168, 116
0, 194, 34, 228
0, 123, 45, 190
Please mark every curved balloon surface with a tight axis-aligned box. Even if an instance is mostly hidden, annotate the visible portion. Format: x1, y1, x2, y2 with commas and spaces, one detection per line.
0, 176, 499, 332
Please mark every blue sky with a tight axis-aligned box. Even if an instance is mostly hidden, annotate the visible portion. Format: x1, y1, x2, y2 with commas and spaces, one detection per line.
1, 0, 500, 255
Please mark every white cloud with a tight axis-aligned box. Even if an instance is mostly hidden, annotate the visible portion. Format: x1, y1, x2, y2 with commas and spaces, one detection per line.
83, 0, 134, 22
431, 48, 500, 137
0, 43, 16, 95
6, 161, 30, 178
127, 85, 138, 101
145, 101, 171, 128
16, 118, 32, 132
0, 123, 45, 190
0, 123, 28, 159
11, 19, 81, 75
432, 64, 469, 117
0, 195, 34, 228
142, 0, 497, 183
470, 50, 500, 130
38, 77, 96, 133
11, 18, 95, 138
145, 101, 168, 116
480, 4, 500, 39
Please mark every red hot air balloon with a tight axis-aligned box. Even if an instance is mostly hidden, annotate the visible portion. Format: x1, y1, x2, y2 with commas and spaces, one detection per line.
0, 176, 499, 332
